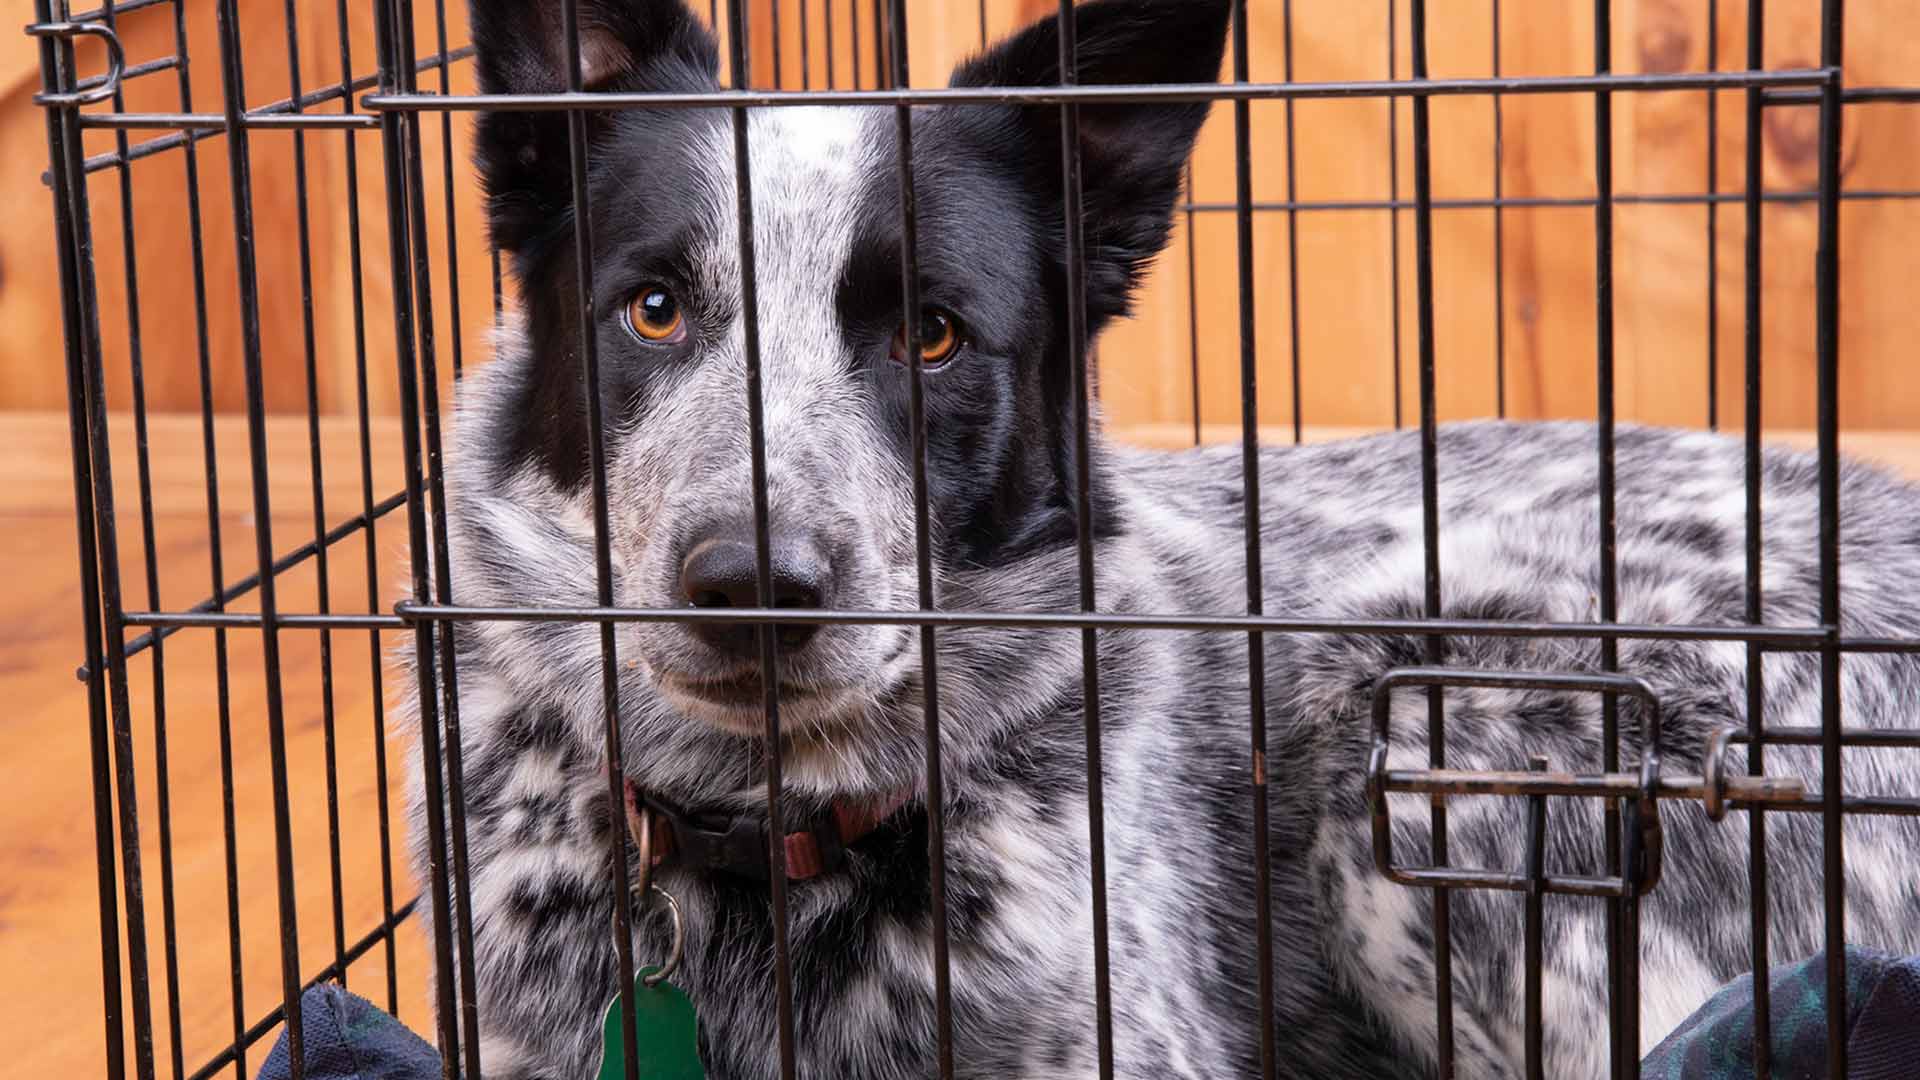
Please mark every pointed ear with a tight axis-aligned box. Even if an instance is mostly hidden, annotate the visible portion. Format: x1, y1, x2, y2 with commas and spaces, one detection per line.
950, 0, 1230, 321
467, 0, 719, 257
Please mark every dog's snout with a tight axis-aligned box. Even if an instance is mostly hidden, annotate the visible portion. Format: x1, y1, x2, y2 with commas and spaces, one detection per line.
679, 532, 830, 656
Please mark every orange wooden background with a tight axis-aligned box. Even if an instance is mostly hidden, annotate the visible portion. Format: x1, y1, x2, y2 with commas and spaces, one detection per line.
3, 0, 1918, 433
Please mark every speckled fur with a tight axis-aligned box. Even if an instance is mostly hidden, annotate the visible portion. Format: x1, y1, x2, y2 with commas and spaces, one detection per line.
408, 2, 1920, 1077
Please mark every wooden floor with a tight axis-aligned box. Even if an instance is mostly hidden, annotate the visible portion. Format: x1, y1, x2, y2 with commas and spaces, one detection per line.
7, 411, 1920, 1078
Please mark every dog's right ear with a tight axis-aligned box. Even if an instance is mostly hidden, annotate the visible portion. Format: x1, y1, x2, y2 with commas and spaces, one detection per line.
468, 0, 718, 258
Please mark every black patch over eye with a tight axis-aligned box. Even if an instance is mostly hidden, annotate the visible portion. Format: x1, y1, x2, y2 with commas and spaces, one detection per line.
892, 307, 965, 368
625, 285, 686, 344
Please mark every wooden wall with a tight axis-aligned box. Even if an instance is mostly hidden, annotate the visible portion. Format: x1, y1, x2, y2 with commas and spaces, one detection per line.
4, 1, 1917, 431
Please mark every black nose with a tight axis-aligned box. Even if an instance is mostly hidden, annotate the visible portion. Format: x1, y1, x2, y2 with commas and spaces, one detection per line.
679, 533, 830, 658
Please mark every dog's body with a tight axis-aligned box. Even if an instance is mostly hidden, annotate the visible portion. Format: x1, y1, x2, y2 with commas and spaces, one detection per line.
412, 2, 1920, 1077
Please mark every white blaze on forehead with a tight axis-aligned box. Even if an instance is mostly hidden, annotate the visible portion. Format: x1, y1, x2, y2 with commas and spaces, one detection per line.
689, 104, 882, 393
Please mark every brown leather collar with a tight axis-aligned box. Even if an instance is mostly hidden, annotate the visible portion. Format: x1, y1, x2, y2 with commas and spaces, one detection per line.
624, 779, 914, 882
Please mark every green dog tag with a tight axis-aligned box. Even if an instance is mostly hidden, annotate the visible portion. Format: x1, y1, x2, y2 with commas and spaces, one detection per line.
595, 967, 705, 1080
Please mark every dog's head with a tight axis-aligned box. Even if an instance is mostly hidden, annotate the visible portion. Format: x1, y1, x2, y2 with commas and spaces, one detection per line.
451, 0, 1228, 783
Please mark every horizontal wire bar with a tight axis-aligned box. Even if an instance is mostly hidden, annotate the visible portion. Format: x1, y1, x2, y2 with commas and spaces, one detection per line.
65, 0, 171, 20
360, 68, 1835, 114
1765, 85, 1920, 105
64, 47, 472, 177
75, 55, 180, 92
1748, 725, 1920, 748
79, 111, 376, 130
183, 896, 420, 1080
1177, 187, 1920, 215
104, 600, 1841, 645
75, 489, 407, 680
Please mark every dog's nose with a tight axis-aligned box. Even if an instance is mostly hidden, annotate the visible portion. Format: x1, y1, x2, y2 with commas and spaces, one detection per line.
679, 534, 830, 657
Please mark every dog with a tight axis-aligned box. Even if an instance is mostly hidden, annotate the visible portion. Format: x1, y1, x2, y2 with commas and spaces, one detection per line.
408, 1, 1920, 1076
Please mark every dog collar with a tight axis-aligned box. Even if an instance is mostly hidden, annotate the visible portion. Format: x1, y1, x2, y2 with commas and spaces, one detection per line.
624, 779, 914, 882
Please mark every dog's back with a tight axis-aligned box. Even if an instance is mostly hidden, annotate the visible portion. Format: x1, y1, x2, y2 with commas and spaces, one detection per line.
1101, 420, 1920, 1076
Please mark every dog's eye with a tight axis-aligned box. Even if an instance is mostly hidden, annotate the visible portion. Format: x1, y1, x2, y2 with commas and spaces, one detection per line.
892, 307, 964, 368
625, 285, 686, 344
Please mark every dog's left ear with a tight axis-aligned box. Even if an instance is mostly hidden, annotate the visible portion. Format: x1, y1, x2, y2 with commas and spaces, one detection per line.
951, 0, 1231, 321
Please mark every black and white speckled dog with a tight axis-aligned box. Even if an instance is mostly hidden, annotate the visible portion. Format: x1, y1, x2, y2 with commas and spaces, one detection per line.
409, 0, 1920, 1076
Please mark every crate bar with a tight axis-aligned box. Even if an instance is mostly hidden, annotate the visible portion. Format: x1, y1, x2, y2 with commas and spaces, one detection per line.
362, 68, 1832, 113
1389, 0, 1403, 429
1184, 162, 1203, 445
388, 0, 487, 1068
1281, 0, 1303, 444
165, 0, 253, 1065
1175, 188, 1920, 213
549, 0, 643, 1076
885, 1, 954, 1075
1227, 1, 1277, 1076
1054, 2, 1117, 1076
1739, 0, 1772, 1069
277, 0, 352, 998
431, 0, 466, 380
332, 0, 403, 1014
1813, 0, 1847, 1070
93, 0, 191, 1073
1491, 0, 1505, 419
1764, 85, 1920, 104
372, 0, 464, 1067
1523, 757, 1548, 1080
211, 0, 309, 1071
1406, 0, 1452, 1072
719, 2, 801, 1075
1705, 0, 1719, 430
56, 7, 166, 1076
1590, 0, 1636, 1073
35, 7, 131, 1077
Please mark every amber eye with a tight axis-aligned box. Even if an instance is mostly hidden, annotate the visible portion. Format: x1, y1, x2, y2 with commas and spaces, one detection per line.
893, 307, 964, 368
626, 285, 685, 343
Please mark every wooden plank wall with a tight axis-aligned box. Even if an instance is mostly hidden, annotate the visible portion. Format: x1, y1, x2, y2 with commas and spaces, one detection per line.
3, 1, 1916, 431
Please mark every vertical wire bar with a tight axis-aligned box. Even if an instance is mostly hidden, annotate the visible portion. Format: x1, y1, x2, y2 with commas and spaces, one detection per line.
211, 0, 305, 1069
871, 0, 885, 89
770, 0, 783, 86
1591, 3, 1631, 1074
99, 0, 185, 1070
1227, 3, 1276, 1077
1281, 0, 1303, 443
1705, 0, 1719, 429
1388, 0, 1403, 430
433, 0, 465, 380
59, 6, 164, 1074
1184, 162, 1203, 446
1740, 0, 1772, 1069
280, 0, 350, 993
886, 5, 952, 1074
823, 0, 834, 88
977, 0, 985, 47
559, 0, 641, 1072
848, 0, 860, 90
391, 0, 486, 1066
799, 0, 811, 89
168, 0, 251, 1063
1409, 1, 1454, 1072
36, 6, 128, 1074
1523, 756, 1548, 1080
333, 0, 402, 1014
722, 4, 798, 1075
1813, 2, 1846, 1073
1491, 0, 1506, 419
373, 0, 463, 1066
1056, 3, 1115, 1074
